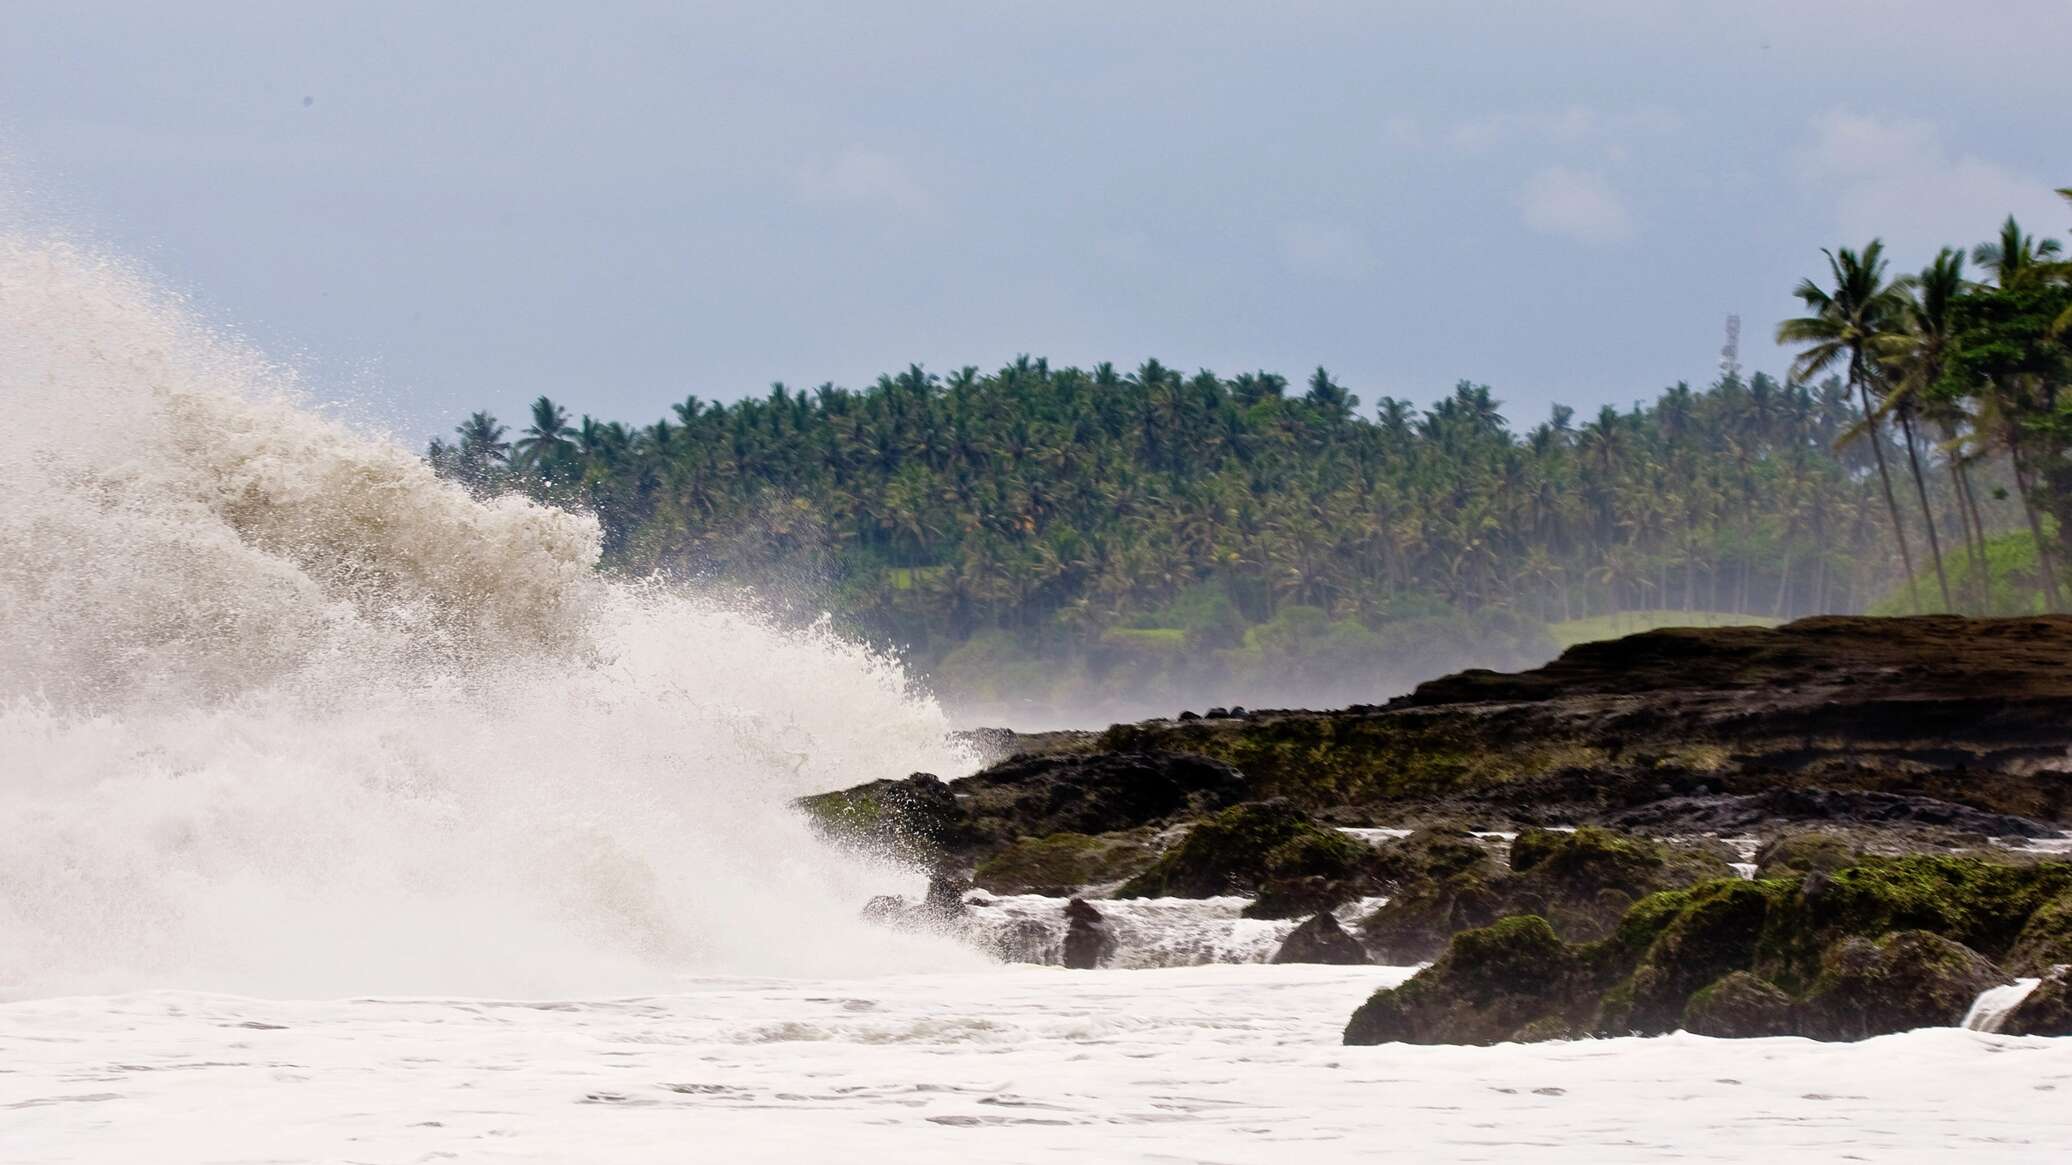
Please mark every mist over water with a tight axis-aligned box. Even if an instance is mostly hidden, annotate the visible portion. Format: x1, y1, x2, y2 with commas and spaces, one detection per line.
0, 236, 983, 999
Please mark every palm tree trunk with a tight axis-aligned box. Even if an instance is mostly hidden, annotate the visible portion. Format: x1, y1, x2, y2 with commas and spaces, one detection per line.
1771, 538, 1794, 618
1950, 456, 1989, 610
1853, 358, 1920, 612
2011, 446, 2064, 612
1896, 411, 1952, 610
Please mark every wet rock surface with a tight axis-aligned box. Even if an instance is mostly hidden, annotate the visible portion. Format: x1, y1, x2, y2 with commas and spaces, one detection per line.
1347, 853, 2072, 1046
1795, 931, 2006, 1040
1358, 826, 1733, 963
2004, 969, 2072, 1036
1062, 898, 1117, 970
819, 615, 2072, 1043
1271, 912, 1368, 965
1116, 799, 1379, 904
1682, 971, 1796, 1038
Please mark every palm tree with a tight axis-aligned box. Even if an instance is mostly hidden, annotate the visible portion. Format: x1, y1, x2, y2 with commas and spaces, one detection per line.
512, 395, 576, 472
1778, 242, 1922, 611
1876, 249, 1970, 610
1972, 215, 2063, 289
447, 410, 510, 493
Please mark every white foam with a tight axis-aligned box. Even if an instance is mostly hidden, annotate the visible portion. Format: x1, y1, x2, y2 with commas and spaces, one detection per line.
963, 895, 1390, 968
0, 236, 981, 999
5, 969, 2070, 1164
1963, 978, 2044, 1033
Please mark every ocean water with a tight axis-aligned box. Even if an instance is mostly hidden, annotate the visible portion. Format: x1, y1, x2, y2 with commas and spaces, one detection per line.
2, 234, 2067, 1163
7, 967, 2071, 1163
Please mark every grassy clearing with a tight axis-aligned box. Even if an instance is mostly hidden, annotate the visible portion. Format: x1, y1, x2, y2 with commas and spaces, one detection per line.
1548, 610, 1780, 650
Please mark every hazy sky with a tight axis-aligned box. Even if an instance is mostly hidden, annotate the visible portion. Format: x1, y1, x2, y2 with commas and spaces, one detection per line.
6, 2, 2069, 443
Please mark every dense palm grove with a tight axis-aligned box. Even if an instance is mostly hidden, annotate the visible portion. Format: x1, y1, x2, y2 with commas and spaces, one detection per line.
430, 192, 2070, 716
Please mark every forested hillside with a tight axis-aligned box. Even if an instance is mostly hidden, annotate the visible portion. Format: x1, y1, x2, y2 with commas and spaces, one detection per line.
429, 195, 2072, 719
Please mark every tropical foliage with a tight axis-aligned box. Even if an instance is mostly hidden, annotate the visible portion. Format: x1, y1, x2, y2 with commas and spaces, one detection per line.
428, 191, 2072, 713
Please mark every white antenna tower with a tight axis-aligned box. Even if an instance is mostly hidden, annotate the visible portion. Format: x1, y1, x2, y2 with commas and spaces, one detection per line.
1719, 314, 1742, 381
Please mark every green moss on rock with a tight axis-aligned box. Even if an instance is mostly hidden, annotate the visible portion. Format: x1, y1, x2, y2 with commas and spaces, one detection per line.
1795, 931, 2006, 1040
1753, 831, 1861, 881
1683, 972, 1795, 1038
1595, 878, 1787, 1035
2004, 970, 2072, 1037
1344, 916, 1580, 1046
971, 831, 1156, 895
1116, 799, 1375, 899
1753, 855, 2072, 991
1359, 827, 1733, 965
2007, 889, 2072, 975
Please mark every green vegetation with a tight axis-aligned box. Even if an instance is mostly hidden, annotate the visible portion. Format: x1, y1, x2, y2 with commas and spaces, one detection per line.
1115, 800, 1373, 900
971, 831, 1155, 895
1349, 852, 2072, 1044
430, 189, 2072, 708
1777, 202, 2072, 617
1547, 610, 1779, 649
1869, 529, 2055, 615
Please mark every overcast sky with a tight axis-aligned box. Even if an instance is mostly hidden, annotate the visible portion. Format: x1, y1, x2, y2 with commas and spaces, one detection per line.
6, 2, 2068, 443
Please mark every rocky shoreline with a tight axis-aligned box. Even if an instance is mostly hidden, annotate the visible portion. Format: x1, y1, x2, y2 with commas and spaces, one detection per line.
803, 615, 2072, 1042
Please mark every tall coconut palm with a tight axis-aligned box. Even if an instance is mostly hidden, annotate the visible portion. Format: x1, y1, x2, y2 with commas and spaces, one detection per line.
512, 395, 576, 472
1876, 249, 1969, 610
1973, 215, 2063, 289
1968, 211, 2072, 611
1778, 242, 1922, 611
454, 410, 509, 464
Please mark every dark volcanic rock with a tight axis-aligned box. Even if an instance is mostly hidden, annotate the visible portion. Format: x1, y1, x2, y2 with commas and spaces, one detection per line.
1078, 616, 2072, 831
1598, 878, 1783, 1035
1398, 614, 2072, 708
2007, 889, 2072, 974
1754, 831, 1864, 880
1359, 826, 1732, 964
1062, 897, 1116, 970
1116, 799, 1377, 900
1346, 849, 2072, 1045
797, 773, 973, 861
1609, 788, 2055, 839
990, 918, 1055, 965
1752, 856, 2072, 987
1682, 971, 1796, 1038
970, 830, 1158, 896
954, 750, 1248, 845
1271, 912, 1368, 965
2004, 969, 2072, 1036
1795, 931, 2007, 1040
858, 874, 969, 933
799, 749, 1245, 864
1243, 875, 1356, 920
1344, 916, 1580, 1045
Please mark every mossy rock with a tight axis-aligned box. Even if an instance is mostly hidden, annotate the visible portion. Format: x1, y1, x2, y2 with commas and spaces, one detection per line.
1512, 1015, 1579, 1042
972, 830, 1156, 895
1504, 826, 1735, 937
1595, 878, 1787, 1035
793, 773, 969, 861
2006, 889, 2072, 975
1357, 866, 1505, 963
1753, 831, 1861, 881
1271, 912, 1369, 965
1683, 971, 1795, 1038
1243, 875, 1358, 920
1753, 855, 2072, 991
2004, 969, 2072, 1037
1116, 799, 1375, 899
1795, 931, 2006, 1040
1344, 916, 1579, 1045
1358, 826, 1732, 964
1373, 828, 1498, 882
